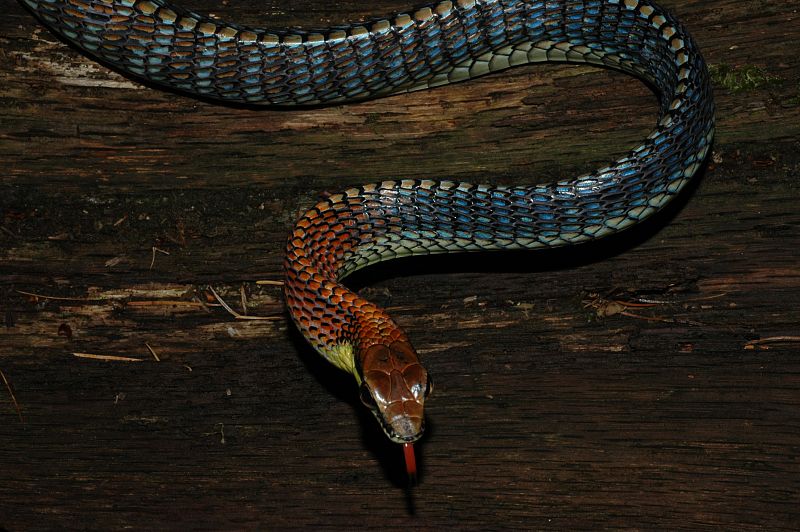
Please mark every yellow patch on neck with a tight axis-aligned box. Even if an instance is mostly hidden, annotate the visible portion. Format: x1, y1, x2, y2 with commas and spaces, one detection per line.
320, 342, 358, 381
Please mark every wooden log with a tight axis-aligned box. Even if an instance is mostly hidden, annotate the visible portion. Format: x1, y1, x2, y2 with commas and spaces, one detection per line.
1, 0, 799, 528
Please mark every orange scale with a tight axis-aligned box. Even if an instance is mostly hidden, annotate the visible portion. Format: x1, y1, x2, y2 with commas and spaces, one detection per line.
134, 15, 156, 25
341, 292, 358, 303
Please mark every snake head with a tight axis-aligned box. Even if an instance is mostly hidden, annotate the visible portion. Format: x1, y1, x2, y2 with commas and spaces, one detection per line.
358, 340, 433, 444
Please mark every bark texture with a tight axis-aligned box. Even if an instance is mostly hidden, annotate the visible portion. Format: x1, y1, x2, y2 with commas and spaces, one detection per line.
1, 0, 799, 528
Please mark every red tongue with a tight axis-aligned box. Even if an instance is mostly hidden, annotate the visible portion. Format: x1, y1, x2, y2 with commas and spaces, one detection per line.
403, 443, 417, 483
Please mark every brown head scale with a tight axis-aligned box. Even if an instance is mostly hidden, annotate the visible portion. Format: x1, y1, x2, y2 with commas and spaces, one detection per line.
357, 340, 432, 443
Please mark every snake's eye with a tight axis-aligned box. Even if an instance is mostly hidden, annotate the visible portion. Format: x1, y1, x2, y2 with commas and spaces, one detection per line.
424, 375, 434, 399
359, 383, 377, 409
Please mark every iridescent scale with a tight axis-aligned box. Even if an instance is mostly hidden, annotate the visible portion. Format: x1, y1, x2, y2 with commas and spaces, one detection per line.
24, 0, 715, 435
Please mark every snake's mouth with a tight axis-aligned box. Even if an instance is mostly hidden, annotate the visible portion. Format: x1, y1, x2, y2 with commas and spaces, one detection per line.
368, 408, 424, 444
362, 406, 425, 444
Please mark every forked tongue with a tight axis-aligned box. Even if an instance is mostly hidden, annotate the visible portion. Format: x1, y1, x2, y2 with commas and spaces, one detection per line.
402, 443, 417, 485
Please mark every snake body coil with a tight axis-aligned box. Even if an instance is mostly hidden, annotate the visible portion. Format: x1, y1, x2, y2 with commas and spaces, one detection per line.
23, 0, 715, 444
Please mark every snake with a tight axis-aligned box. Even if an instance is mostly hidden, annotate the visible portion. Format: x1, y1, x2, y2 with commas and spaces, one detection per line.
22, 0, 715, 478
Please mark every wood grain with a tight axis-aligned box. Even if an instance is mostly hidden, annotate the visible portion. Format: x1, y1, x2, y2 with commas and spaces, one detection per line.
1, 0, 799, 529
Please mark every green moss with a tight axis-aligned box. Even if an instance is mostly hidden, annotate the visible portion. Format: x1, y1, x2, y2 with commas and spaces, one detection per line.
787, 84, 800, 106
363, 113, 381, 126
709, 64, 782, 94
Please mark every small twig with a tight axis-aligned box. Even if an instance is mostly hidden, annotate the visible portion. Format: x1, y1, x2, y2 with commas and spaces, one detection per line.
746, 336, 800, 345
0, 369, 23, 423
744, 336, 800, 349
613, 299, 658, 308
207, 286, 281, 321
145, 343, 160, 362
150, 246, 170, 270
255, 280, 284, 286
73, 352, 143, 362
16, 290, 97, 302
619, 310, 704, 326
584, 293, 704, 325
126, 300, 214, 308
240, 284, 248, 316
112, 215, 128, 227
683, 291, 733, 302
0, 226, 17, 239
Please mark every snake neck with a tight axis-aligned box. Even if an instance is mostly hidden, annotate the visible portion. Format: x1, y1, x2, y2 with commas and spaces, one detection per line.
283, 230, 432, 444
283, 233, 430, 443
283, 219, 410, 373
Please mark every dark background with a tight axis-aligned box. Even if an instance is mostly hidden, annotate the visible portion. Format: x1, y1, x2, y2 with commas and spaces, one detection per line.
1, 0, 799, 528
